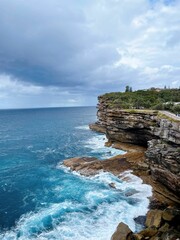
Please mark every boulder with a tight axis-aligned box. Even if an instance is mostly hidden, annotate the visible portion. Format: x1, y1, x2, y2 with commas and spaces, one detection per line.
145, 210, 163, 228
111, 222, 132, 240
134, 215, 146, 226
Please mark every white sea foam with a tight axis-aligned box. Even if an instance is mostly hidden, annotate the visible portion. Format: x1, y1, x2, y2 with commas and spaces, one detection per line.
75, 124, 125, 159
84, 135, 125, 159
75, 125, 90, 130
30, 147, 59, 160
90, 171, 152, 198
0, 170, 152, 240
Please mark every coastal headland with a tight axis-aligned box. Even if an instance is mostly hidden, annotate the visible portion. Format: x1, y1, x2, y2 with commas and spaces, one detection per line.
63, 91, 180, 239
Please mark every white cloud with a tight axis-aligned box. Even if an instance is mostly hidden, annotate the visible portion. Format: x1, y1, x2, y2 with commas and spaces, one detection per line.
0, 74, 43, 95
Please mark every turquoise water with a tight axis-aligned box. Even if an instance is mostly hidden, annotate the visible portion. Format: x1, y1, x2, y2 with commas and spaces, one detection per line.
0, 107, 152, 240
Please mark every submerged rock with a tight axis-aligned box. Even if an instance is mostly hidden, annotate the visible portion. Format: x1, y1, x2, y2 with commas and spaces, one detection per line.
109, 182, 116, 188
134, 216, 146, 226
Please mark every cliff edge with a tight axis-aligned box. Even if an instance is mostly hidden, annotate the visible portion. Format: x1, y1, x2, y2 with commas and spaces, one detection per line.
90, 95, 180, 197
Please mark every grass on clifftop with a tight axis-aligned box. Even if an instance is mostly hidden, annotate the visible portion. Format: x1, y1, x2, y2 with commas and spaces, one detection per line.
101, 88, 180, 114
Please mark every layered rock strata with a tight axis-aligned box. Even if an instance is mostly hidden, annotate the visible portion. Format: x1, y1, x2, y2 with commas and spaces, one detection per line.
62, 95, 180, 239
89, 95, 180, 197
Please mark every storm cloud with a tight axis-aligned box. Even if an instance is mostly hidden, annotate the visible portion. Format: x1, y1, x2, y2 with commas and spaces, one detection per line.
0, 0, 180, 108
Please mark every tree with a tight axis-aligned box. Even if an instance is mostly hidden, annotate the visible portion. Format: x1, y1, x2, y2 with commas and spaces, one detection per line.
129, 87, 133, 92
125, 85, 130, 92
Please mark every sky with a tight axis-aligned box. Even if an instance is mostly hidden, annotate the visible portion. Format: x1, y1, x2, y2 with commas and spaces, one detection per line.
0, 0, 180, 108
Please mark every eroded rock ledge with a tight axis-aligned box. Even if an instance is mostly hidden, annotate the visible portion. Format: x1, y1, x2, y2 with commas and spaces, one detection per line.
63, 144, 146, 176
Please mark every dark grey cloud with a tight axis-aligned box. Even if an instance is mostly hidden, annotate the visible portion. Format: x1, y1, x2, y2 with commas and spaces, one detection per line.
0, 0, 119, 83
0, 0, 179, 108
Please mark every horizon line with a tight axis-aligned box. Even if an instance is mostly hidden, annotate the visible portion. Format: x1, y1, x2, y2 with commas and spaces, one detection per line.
0, 105, 96, 111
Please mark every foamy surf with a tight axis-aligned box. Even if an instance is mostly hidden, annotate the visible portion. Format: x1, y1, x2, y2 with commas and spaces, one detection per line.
84, 135, 125, 159
75, 125, 90, 130
0, 169, 152, 240
0, 108, 152, 240
75, 125, 125, 159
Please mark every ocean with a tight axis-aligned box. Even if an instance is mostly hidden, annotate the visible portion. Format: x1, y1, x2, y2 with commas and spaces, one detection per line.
0, 107, 152, 240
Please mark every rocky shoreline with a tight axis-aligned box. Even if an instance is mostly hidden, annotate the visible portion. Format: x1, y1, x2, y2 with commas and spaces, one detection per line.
63, 141, 180, 239
90, 95, 180, 197
63, 95, 180, 239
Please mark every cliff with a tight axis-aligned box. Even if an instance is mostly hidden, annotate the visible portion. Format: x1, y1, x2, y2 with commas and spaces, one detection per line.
90, 95, 180, 197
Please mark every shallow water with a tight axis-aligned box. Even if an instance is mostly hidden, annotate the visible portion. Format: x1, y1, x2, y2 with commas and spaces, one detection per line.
0, 107, 152, 240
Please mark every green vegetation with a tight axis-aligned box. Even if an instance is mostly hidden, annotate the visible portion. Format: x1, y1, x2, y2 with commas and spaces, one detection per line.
101, 88, 180, 113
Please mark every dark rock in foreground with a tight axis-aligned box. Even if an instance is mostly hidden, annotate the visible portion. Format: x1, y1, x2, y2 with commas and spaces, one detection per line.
111, 222, 132, 240
110, 208, 180, 240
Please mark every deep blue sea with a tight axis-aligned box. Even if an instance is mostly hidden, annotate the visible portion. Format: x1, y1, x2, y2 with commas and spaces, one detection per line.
0, 107, 152, 240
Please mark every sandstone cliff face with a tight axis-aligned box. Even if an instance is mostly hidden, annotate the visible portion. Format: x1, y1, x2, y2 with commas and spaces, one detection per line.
90, 96, 180, 196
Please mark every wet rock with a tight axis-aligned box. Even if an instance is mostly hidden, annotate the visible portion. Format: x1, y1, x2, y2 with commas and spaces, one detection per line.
109, 182, 116, 188
134, 216, 146, 226
105, 141, 112, 147
125, 189, 139, 197
111, 222, 132, 240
